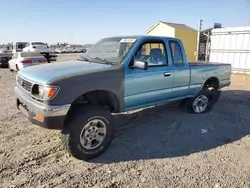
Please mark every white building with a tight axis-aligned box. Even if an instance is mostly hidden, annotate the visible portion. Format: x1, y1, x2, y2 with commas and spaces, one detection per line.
209, 26, 250, 73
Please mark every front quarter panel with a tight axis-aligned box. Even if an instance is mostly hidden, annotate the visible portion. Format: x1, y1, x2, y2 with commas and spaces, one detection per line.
46, 66, 125, 111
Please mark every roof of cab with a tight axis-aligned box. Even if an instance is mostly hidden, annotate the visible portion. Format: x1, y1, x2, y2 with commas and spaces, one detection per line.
104, 35, 178, 41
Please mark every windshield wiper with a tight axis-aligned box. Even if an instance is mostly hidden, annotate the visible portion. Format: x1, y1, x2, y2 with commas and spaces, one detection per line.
92, 57, 114, 65
77, 56, 90, 61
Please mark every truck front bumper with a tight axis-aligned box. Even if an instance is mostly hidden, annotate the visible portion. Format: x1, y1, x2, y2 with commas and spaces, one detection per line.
15, 86, 71, 130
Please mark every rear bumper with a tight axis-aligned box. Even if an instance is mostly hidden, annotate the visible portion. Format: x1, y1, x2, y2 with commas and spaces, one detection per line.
15, 86, 71, 130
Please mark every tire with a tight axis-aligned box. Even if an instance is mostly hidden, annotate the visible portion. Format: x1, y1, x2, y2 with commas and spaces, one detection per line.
44, 53, 51, 63
61, 105, 114, 161
8, 63, 13, 72
205, 83, 221, 103
184, 88, 214, 114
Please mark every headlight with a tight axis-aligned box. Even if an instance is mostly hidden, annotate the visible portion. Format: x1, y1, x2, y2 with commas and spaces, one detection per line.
38, 85, 44, 97
31, 84, 59, 100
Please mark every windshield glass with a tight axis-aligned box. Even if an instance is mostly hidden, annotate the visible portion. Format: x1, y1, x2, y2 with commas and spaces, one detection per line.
78, 37, 137, 65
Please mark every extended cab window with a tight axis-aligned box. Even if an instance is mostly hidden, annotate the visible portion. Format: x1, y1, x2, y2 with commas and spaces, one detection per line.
169, 41, 184, 65
135, 42, 167, 66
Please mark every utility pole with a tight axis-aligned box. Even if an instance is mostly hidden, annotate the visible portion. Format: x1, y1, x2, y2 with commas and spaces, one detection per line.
196, 19, 203, 61
205, 32, 210, 61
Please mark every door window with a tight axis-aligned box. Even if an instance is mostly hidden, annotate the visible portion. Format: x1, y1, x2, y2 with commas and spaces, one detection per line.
135, 41, 168, 66
169, 41, 184, 65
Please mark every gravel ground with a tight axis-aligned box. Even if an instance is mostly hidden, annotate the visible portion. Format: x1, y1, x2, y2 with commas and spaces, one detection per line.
0, 54, 250, 188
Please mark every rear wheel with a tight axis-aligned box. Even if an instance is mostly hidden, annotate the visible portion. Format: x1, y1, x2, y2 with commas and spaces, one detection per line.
184, 88, 214, 114
61, 105, 114, 161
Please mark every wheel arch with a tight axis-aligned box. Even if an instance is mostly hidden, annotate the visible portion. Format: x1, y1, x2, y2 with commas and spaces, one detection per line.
202, 77, 220, 90
63, 89, 120, 125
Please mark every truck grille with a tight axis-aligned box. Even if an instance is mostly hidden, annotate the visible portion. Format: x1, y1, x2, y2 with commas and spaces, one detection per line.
17, 76, 33, 92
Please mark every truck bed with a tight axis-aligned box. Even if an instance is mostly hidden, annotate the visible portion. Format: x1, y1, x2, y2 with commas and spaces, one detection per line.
187, 61, 231, 93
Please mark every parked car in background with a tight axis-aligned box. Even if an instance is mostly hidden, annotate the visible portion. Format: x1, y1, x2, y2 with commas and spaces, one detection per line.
54, 48, 62, 53
22, 42, 50, 60
15, 35, 231, 161
8, 51, 47, 71
0, 49, 13, 68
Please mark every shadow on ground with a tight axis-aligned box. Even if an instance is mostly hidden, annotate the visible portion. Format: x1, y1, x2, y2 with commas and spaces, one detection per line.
91, 90, 250, 163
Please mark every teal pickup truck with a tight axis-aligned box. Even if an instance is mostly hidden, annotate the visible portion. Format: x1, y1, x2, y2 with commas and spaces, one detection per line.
15, 35, 231, 161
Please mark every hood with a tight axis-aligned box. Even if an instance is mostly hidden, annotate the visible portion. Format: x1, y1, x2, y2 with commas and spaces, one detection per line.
18, 60, 113, 85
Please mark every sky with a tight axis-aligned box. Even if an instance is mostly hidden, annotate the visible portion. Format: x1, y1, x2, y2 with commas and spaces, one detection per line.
0, 0, 250, 44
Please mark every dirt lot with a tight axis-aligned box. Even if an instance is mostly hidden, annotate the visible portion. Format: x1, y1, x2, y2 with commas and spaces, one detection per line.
1, 54, 250, 188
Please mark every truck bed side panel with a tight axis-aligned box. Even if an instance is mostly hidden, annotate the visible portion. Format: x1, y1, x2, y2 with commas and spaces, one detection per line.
188, 63, 231, 97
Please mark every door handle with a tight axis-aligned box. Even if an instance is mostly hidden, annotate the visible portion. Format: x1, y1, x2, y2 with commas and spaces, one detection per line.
164, 72, 171, 77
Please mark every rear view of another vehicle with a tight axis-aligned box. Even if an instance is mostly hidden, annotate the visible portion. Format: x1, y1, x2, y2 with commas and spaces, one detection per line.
8, 52, 48, 71
23, 42, 50, 59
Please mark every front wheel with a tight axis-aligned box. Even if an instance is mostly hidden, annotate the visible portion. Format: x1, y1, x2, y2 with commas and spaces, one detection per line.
61, 106, 114, 161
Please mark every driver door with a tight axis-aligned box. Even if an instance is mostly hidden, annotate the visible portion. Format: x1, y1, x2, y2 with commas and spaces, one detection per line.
124, 39, 174, 111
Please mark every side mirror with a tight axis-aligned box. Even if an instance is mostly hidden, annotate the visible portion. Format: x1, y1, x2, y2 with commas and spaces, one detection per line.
132, 60, 148, 70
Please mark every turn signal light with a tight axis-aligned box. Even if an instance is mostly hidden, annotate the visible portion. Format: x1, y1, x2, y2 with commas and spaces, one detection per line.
47, 88, 58, 98
35, 114, 44, 122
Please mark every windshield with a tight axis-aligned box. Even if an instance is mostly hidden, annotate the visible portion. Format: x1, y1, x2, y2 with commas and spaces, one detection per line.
78, 37, 137, 65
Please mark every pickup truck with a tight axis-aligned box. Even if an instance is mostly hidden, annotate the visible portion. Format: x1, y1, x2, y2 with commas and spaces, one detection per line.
15, 35, 231, 161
